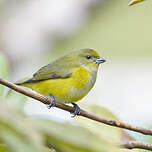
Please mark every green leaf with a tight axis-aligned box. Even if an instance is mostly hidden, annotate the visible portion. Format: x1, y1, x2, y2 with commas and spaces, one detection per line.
0, 53, 8, 97
0, 144, 8, 152
0, 102, 48, 152
128, 0, 145, 6
36, 118, 122, 152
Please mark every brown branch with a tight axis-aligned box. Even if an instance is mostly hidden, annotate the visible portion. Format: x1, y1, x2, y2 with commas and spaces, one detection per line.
120, 141, 152, 151
0, 78, 152, 136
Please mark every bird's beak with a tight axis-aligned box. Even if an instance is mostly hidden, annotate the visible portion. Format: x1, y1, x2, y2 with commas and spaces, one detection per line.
95, 57, 106, 64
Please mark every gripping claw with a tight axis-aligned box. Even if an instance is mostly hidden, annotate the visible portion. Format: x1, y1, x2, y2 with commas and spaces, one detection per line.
47, 94, 56, 109
71, 103, 81, 117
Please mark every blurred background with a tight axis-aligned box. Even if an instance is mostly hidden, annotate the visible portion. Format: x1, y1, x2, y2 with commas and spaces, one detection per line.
0, 0, 152, 135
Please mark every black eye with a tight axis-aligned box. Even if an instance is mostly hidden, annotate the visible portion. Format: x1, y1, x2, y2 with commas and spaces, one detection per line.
85, 55, 91, 59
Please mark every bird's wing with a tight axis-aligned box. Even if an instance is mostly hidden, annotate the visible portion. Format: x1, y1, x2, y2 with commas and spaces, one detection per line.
26, 55, 79, 82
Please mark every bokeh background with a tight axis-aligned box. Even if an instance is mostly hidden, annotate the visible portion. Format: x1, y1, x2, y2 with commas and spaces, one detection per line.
0, 0, 152, 142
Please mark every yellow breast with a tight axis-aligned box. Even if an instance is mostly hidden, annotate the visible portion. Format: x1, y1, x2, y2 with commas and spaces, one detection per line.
24, 66, 97, 103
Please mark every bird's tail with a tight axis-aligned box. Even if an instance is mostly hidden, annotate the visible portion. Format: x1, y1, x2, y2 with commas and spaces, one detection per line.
15, 77, 33, 86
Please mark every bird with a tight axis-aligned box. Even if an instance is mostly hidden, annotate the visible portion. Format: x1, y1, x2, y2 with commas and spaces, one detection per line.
16, 48, 106, 116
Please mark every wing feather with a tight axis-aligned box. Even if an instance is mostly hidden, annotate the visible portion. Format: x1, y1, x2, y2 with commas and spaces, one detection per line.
29, 55, 79, 82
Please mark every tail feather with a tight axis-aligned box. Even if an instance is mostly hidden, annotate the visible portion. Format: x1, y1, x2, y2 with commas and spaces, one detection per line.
15, 77, 33, 85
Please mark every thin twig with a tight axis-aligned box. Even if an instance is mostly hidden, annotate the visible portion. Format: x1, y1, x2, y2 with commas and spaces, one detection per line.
121, 141, 152, 151
0, 78, 152, 136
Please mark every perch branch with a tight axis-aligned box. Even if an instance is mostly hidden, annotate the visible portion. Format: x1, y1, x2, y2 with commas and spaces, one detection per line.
0, 78, 152, 137
121, 141, 152, 151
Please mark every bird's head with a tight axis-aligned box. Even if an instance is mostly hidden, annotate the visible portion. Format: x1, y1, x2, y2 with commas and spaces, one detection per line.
74, 49, 106, 70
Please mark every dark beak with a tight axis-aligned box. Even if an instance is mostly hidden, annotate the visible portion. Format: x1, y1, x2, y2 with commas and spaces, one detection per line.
96, 57, 106, 64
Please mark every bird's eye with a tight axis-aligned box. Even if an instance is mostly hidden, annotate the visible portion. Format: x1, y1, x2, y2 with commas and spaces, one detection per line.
85, 55, 91, 59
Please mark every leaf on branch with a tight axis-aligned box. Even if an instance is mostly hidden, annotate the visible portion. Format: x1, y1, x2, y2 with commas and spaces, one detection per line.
128, 0, 145, 6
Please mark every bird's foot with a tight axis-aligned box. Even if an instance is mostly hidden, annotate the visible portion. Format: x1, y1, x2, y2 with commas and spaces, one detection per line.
71, 103, 81, 117
47, 94, 56, 109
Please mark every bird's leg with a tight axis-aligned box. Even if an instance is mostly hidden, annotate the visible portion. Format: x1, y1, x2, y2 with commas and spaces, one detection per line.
71, 103, 81, 117
47, 94, 56, 109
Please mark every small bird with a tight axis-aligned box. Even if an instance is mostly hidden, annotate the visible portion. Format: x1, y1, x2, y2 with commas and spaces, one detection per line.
16, 49, 106, 116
